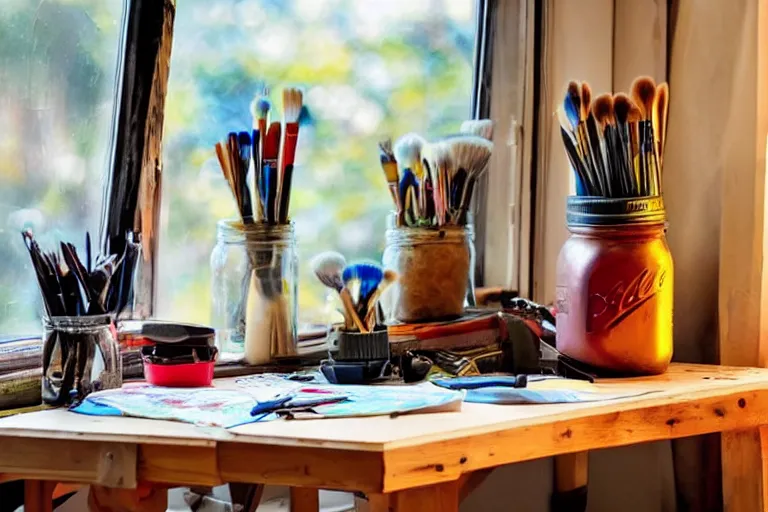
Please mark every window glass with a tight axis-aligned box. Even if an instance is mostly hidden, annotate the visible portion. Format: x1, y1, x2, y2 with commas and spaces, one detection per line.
0, 0, 126, 334
159, 0, 478, 325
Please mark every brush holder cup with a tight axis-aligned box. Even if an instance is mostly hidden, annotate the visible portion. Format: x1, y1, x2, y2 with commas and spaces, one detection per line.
382, 221, 475, 323
211, 219, 298, 364
42, 314, 122, 407
555, 196, 673, 375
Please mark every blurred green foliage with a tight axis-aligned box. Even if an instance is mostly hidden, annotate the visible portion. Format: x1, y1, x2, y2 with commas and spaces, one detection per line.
158, 0, 477, 325
0, 0, 123, 334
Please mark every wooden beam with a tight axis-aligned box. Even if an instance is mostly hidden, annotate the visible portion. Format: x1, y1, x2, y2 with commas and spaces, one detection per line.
24, 480, 55, 512
0, 438, 136, 488
105, 0, 175, 317
712, 0, 768, 510
391, 481, 460, 512
290, 487, 319, 512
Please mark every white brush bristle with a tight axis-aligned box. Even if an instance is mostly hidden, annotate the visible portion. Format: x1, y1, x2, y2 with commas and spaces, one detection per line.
282, 88, 303, 124
449, 135, 493, 176
431, 142, 453, 174
460, 119, 494, 141
311, 251, 346, 291
394, 132, 426, 172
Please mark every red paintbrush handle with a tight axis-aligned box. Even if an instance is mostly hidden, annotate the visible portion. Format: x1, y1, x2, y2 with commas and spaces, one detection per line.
282, 123, 299, 169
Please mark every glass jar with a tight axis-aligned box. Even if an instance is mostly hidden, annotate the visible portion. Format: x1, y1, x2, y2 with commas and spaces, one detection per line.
382, 214, 475, 322
555, 196, 673, 375
210, 219, 298, 364
42, 314, 122, 406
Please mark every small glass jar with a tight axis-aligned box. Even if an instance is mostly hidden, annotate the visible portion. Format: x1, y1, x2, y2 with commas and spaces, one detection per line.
42, 314, 122, 406
382, 214, 475, 322
555, 196, 673, 375
210, 219, 298, 364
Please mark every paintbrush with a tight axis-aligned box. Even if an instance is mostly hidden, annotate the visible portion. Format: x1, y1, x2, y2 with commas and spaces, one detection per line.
363, 269, 398, 331
592, 93, 625, 197
449, 135, 493, 225
612, 93, 638, 196
653, 82, 669, 182
237, 131, 255, 223
631, 76, 658, 196
378, 138, 400, 211
430, 142, 452, 226
557, 106, 592, 195
250, 92, 270, 161
263, 122, 281, 224
460, 119, 494, 141
277, 88, 303, 223
394, 133, 425, 226
311, 251, 347, 293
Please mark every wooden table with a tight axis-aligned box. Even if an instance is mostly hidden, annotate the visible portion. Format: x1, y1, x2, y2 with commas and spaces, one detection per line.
0, 363, 767, 511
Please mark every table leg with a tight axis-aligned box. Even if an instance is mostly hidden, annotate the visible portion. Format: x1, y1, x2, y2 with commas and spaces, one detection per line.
722, 427, 768, 511
377, 481, 460, 512
24, 480, 55, 512
290, 487, 319, 512
551, 451, 588, 512
88, 483, 168, 511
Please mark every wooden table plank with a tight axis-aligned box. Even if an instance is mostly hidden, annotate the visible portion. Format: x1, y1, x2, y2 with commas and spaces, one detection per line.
0, 437, 136, 488
0, 364, 767, 494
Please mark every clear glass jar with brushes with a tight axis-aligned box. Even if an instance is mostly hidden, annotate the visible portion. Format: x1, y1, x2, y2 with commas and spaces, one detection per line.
42, 314, 121, 406
210, 219, 298, 364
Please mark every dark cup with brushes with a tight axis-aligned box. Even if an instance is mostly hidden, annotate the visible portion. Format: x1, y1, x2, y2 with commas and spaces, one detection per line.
311, 253, 395, 380
378, 123, 492, 322
555, 76, 673, 376
210, 87, 304, 365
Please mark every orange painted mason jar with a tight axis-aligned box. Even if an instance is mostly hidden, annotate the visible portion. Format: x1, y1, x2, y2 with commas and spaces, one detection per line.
555, 196, 673, 375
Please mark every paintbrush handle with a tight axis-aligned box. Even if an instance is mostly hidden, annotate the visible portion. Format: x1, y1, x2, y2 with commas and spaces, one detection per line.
278, 164, 294, 224
263, 160, 278, 224
340, 288, 367, 333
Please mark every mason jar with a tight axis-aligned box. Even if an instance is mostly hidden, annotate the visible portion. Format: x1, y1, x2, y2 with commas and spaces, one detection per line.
555, 196, 673, 375
381, 214, 476, 322
42, 314, 121, 406
210, 219, 298, 364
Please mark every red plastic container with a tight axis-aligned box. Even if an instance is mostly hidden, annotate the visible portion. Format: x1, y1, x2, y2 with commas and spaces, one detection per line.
143, 360, 215, 387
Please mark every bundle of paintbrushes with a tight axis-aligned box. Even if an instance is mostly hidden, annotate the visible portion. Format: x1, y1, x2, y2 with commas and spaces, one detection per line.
214, 87, 303, 225
557, 76, 669, 198
21, 230, 140, 318
311, 252, 397, 334
379, 120, 493, 228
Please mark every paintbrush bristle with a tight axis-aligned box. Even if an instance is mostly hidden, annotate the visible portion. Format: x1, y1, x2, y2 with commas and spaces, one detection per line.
394, 133, 426, 178
250, 94, 271, 124
448, 135, 493, 176
613, 93, 633, 125
580, 82, 592, 120
566, 81, 583, 121
460, 119, 494, 140
654, 82, 669, 148
378, 138, 399, 183
591, 94, 614, 129
630, 76, 656, 119
311, 251, 347, 292
627, 103, 642, 124
282, 87, 303, 124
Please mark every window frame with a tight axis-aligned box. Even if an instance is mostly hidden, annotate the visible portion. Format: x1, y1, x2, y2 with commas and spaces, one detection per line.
110, 0, 534, 318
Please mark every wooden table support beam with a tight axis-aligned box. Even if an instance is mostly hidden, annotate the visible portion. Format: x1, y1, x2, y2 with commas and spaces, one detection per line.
552, 452, 588, 512
290, 487, 319, 512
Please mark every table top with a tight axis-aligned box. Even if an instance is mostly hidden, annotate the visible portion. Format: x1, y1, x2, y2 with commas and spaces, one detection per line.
0, 363, 766, 493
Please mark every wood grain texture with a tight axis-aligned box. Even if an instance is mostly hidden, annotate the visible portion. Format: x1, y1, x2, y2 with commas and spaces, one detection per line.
391, 481, 459, 512
721, 427, 768, 512
290, 487, 319, 512
714, 1, 768, 511
138, 444, 221, 487
554, 452, 588, 492
218, 442, 385, 492
24, 480, 55, 512
0, 438, 136, 488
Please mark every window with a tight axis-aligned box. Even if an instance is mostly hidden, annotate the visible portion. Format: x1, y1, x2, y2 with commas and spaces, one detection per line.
158, 0, 480, 325
0, 0, 127, 334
